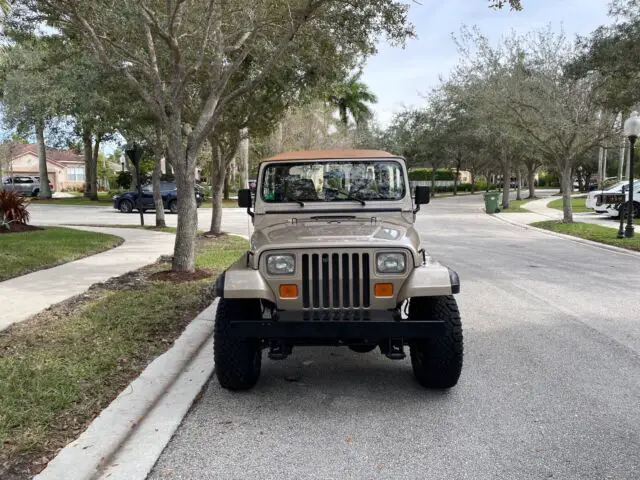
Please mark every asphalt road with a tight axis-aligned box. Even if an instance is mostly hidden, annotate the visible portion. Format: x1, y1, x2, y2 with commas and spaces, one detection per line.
137, 194, 639, 480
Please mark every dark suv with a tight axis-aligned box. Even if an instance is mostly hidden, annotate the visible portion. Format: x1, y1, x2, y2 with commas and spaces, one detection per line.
112, 182, 202, 213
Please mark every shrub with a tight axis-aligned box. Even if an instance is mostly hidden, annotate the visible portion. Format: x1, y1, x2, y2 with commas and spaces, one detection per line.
115, 171, 132, 189
160, 173, 175, 182
408, 168, 456, 181
475, 179, 488, 191
0, 190, 30, 224
457, 183, 473, 192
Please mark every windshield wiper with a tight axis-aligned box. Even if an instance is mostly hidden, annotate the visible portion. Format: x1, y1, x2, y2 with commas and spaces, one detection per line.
345, 196, 366, 206
290, 199, 305, 207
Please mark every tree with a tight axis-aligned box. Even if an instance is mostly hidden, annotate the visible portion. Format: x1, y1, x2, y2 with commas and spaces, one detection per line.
328, 71, 378, 127
0, 38, 68, 199
21, 0, 414, 272
448, 26, 614, 220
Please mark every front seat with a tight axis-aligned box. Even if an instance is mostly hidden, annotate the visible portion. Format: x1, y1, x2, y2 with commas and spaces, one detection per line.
284, 178, 318, 201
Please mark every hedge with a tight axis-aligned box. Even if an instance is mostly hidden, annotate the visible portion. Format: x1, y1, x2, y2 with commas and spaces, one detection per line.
408, 168, 456, 181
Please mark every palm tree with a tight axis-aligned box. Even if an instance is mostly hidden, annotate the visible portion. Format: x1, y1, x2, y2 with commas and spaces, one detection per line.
328, 72, 378, 127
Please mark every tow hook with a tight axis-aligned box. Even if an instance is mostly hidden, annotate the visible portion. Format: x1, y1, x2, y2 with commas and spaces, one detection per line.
384, 339, 406, 360
268, 340, 292, 360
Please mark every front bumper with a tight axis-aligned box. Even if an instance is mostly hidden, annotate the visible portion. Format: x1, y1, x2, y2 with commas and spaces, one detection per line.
228, 311, 444, 342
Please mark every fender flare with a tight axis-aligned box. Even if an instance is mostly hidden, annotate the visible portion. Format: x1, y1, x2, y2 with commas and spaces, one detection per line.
214, 256, 277, 304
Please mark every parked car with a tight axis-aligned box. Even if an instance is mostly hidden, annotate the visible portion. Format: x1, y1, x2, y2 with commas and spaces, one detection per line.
112, 181, 202, 214
586, 180, 628, 213
2, 175, 55, 197
604, 181, 640, 218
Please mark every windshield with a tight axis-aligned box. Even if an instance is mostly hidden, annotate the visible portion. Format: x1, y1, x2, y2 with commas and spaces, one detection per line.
261, 160, 406, 203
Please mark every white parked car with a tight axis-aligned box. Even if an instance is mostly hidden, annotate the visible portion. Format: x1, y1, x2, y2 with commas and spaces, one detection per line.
586, 181, 628, 213
600, 180, 640, 217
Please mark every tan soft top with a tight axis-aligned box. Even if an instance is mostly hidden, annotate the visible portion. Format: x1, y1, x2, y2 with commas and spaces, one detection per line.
265, 149, 398, 161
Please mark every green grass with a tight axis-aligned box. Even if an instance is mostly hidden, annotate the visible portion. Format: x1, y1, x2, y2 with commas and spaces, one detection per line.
0, 227, 123, 281
500, 198, 533, 213
30, 192, 113, 206
547, 196, 590, 213
0, 234, 247, 478
532, 221, 640, 251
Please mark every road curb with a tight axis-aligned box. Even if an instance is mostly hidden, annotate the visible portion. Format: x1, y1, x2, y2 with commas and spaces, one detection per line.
34, 301, 218, 480
489, 213, 640, 259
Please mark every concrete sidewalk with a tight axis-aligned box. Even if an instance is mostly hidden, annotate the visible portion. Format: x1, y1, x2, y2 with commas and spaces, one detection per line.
0, 226, 175, 331
500, 195, 622, 230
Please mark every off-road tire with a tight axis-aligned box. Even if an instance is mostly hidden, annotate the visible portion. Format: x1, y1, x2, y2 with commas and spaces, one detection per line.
408, 296, 463, 389
348, 345, 377, 353
119, 199, 133, 213
169, 200, 178, 214
214, 298, 262, 390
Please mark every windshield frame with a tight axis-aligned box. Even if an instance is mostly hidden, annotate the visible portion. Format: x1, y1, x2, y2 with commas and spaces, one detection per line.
259, 159, 408, 205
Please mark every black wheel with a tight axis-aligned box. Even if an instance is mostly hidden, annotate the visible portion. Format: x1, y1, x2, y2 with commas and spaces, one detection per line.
408, 296, 463, 389
214, 298, 262, 390
169, 200, 178, 214
348, 345, 377, 353
119, 199, 133, 213
32, 189, 39, 197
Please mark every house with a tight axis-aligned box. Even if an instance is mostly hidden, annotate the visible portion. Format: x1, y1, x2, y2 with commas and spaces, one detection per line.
2, 144, 86, 191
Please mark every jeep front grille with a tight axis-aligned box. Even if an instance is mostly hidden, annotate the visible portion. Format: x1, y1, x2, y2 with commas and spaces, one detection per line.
301, 252, 371, 309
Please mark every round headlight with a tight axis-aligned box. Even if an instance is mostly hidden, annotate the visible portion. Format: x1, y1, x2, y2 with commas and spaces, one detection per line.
267, 254, 295, 275
376, 252, 406, 273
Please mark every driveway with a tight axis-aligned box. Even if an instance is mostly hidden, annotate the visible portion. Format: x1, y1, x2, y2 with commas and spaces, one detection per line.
145, 194, 640, 480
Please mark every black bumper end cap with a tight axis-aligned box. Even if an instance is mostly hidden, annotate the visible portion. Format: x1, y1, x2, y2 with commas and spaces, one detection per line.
448, 268, 460, 294
214, 271, 226, 298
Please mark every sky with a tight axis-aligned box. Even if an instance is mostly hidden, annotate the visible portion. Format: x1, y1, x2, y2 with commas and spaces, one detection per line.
362, 0, 612, 127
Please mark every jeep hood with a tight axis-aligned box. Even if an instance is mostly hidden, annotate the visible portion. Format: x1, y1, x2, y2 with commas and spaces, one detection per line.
250, 220, 421, 256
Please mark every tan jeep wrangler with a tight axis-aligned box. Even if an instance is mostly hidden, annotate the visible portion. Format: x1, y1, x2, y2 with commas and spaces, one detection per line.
214, 149, 462, 390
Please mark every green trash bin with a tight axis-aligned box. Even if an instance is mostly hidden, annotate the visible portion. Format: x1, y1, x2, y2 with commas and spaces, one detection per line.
483, 192, 501, 214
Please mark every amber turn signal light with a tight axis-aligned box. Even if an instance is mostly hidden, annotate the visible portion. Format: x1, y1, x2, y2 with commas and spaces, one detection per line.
374, 283, 393, 297
279, 284, 298, 298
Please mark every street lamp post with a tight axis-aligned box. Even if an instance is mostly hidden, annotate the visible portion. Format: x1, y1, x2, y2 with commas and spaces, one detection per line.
623, 111, 640, 238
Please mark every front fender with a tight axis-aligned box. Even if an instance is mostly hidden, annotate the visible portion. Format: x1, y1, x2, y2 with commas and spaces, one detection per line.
216, 255, 277, 304
397, 262, 460, 303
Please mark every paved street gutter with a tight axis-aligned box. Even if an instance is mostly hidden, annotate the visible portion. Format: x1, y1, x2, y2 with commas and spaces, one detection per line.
532, 221, 640, 251
0, 234, 247, 480
0, 227, 123, 282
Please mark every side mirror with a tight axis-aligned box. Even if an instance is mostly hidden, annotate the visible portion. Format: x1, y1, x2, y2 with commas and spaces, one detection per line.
414, 186, 430, 206
238, 189, 252, 208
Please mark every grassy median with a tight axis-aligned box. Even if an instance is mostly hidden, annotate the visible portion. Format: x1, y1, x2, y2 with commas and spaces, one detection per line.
0, 227, 123, 281
547, 196, 590, 213
532, 221, 640, 251
499, 198, 533, 213
0, 234, 247, 480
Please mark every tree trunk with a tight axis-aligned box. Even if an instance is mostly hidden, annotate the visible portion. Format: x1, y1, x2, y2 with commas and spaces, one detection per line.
470, 171, 475, 194
527, 168, 536, 199
502, 157, 510, 209
274, 121, 283, 153
82, 129, 95, 199
167, 128, 198, 272
429, 164, 438, 198
129, 158, 138, 192
239, 128, 249, 188
453, 152, 461, 196
152, 157, 166, 228
561, 163, 573, 223
223, 173, 230, 200
35, 119, 52, 199
208, 142, 226, 235
90, 134, 101, 200
516, 169, 522, 201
